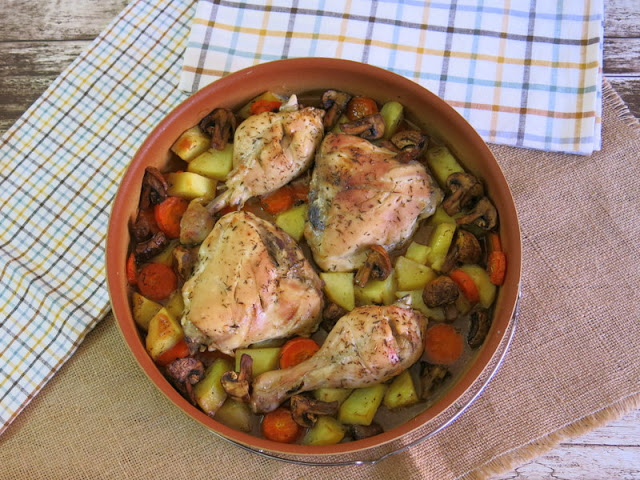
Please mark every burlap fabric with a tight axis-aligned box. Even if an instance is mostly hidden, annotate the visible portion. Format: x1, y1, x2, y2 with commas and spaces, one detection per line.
1, 82, 638, 479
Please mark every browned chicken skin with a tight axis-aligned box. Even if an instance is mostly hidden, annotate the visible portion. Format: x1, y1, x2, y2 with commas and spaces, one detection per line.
207, 106, 325, 214
250, 304, 427, 413
181, 211, 324, 355
304, 133, 443, 272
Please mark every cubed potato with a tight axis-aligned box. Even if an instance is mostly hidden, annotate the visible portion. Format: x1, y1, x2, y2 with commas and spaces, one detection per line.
237, 91, 286, 119
164, 290, 184, 320
319, 272, 355, 311
166, 172, 217, 200
275, 203, 308, 241
170, 126, 210, 162
380, 101, 404, 139
383, 370, 419, 409
150, 239, 179, 266
458, 264, 497, 308
188, 144, 234, 180
354, 271, 397, 306
425, 145, 465, 187
395, 290, 445, 321
131, 292, 162, 331
193, 357, 233, 416
338, 384, 387, 426
214, 398, 252, 432
405, 241, 431, 265
235, 347, 281, 376
394, 256, 438, 291
313, 387, 354, 406
145, 308, 184, 361
302, 416, 346, 446
427, 223, 457, 271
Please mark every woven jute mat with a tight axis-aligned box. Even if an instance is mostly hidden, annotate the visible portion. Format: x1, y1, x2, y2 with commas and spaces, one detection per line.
1, 81, 638, 479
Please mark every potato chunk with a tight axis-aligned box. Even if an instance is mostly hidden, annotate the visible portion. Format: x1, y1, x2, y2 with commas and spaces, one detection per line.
383, 370, 419, 409
338, 384, 387, 426
145, 308, 183, 361
394, 256, 437, 291
188, 144, 234, 180
303, 416, 346, 445
275, 203, 308, 241
171, 126, 210, 162
166, 172, 217, 200
235, 347, 281, 377
193, 358, 233, 416
131, 292, 162, 331
320, 272, 355, 311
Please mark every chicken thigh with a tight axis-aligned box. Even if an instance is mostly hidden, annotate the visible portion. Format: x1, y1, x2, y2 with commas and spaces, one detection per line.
250, 304, 426, 413
181, 211, 323, 355
207, 106, 325, 214
304, 133, 443, 272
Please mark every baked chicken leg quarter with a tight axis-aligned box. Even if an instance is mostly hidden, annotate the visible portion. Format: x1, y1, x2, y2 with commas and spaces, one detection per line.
207, 106, 325, 214
250, 304, 427, 413
305, 133, 443, 271
181, 211, 324, 355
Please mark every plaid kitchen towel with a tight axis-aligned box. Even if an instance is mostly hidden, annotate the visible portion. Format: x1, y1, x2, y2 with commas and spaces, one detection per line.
180, 0, 604, 155
0, 0, 196, 435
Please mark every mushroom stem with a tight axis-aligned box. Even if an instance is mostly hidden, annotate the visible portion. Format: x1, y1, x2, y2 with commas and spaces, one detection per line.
221, 353, 253, 403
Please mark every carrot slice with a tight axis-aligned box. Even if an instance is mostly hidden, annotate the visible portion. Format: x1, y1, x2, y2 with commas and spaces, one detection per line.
488, 251, 507, 285
346, 96, 379, 120
137, 263, 177, 301
261, 407, 301, 443
279, 337, 320, 369
260, 186, 295, 215
154, 196, 189, 239
155, 339, 190, 366
290, 182, 310, 202
488, 232, 502, 253
449, 269, 480, 303
250, 100, 282, 115
424, 324, 464, 365
126, 252, 137, 286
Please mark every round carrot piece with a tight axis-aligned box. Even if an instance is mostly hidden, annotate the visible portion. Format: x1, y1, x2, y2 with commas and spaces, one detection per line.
449, 269, 480, 303
424, 324, 464, 365
261, 407, 301, 443
260, 186, 295, 215
154, 196, 189, 239
250, 99, 282, 115
279, 337, 320, 369
346, 96, 379, 120
137, 263, 177, 301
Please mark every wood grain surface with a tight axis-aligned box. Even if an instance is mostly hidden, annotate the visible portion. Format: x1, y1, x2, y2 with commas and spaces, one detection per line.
1, 0, 638, 478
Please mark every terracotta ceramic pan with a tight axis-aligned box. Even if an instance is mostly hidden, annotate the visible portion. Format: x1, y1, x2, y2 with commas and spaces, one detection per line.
106, 58, 522, 462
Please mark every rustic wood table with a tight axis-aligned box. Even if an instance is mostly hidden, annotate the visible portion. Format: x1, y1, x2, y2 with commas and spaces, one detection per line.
1, 1, 638, 478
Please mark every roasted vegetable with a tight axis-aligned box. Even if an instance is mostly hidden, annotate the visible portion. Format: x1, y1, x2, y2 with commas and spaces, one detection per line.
302, 415, 346, 445
193, 358, 233, 416
319, 272, 355, 311
338, 384, 387, 426
383, 370, 419, 409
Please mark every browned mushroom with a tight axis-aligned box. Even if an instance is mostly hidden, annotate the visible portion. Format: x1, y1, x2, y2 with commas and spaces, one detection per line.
390, 130, 428, 163
139, 166, 168, 210
419, 363, 449, 400
321, 89, 352, 131
221, 353, 253, 403
422, 276, 459, 308
290, 394, 339, 428
134, 231, 168, 263
339, 113, 385, 140
440, 229, 482, 272
165, 357, 205, 404
348, 422, 384, 440
354, 245, 392, 287
468, 309, 491, 348
131, 209, 159, 242
179, 198, 215, 246
321, 302, 348, 332
441, 172, 484, 216
173, 244, 198, 281
199, 107, 237, 150
456, 197, 498, 231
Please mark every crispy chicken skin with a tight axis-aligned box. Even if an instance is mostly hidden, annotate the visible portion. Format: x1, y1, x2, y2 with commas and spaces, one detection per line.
181, 211, 324, 355
207, 107, 325, 214
304, 133, 443, 272
250, 304, 427, 413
